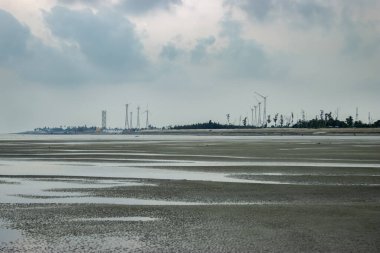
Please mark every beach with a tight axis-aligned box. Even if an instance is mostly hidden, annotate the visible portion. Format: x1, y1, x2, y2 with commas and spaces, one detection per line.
1, 134, 380, 252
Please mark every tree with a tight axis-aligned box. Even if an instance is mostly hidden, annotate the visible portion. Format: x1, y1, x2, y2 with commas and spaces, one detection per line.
242, 117, 247, 126
274, 113, 279, 127
267, 115, 271, 126
346, 116, 353, 127
280, 114, 284, 127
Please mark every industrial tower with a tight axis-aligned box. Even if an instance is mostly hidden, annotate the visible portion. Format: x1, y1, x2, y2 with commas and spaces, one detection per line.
102, 110, 107, 129
136, 106, 140, 129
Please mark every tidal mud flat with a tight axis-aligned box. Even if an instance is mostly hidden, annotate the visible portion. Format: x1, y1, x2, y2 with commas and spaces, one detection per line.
0, 134, 380, 252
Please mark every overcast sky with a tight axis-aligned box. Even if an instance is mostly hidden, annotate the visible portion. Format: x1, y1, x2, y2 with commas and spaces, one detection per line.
0, 0, 379, 132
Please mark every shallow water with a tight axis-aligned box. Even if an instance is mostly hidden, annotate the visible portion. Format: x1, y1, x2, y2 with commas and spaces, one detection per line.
0, 219, 23, 244
72, 217, 158, 222
0, 177, 278, 205
0, 177, 159, 204
0, 160, 270, 184
2, 133, 380, 141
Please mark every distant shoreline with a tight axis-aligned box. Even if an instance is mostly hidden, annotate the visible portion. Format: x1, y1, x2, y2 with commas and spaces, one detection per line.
20, 128, 380, 136
139, 128, 380, 136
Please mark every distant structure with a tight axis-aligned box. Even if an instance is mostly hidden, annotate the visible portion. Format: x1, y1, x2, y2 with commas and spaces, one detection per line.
125, 104, 129, 129
136, 106, 140, 129
145, 109, 149, 129
226, 114, 230, 125
355, 107, 359, 122
102, 110, 107, 129
255, 92, 268, 127
250, 107, 254, 126
130, 112, 133, 129
335, 107, 339, 120
257, 101, 262, 126
254, 105, 257, 127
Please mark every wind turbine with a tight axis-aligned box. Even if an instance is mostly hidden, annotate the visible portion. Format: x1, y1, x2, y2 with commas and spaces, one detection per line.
254, 105, 257, 127
255, 97, 262, 127
255, 92, 268, 127
250, 107, 254, 126
144, 109, 151, 129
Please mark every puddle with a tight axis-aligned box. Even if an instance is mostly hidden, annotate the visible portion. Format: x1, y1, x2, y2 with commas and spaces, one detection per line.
0, 177, 286, 205
0, 219, 23, 244
228, 173, 380, 186
0, 161, 257, 184
73, 217, 158, 222
0, 177, 155, 204
279, 147, 331, 151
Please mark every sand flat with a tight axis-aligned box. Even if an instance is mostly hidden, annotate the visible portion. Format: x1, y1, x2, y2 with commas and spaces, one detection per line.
0, 134, 380, 252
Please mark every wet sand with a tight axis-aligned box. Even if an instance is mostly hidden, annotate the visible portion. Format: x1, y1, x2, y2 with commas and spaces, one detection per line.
1, 135, 380, 252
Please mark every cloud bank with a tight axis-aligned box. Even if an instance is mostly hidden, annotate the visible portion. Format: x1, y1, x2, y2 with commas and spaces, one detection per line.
0, 0, 379, 132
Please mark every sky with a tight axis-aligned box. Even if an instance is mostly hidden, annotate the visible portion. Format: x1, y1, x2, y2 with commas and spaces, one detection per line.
0, 0, 379, 132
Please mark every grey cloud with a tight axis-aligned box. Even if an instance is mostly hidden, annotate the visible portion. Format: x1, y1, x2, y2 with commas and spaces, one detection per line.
57, 0, 101, 5
160, 43, 183, 60
158, 20, 282, 81
0, 9, 29, 63
17, 39, 90, 84
191, 36, 215, 63
118, 0, 182, 14
232, 0, 273, 20
45, 6, 147, 70
0, 9, 87, 84
290, 1, 333, 27
0, 7, 151, 85
215, 19, 281, 80
227, 0, 333, 27
217, 39, 268, 79
340, 5, 380, 59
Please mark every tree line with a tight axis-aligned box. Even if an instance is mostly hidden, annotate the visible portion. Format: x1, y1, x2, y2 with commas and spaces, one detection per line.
170, 112, 380, 130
